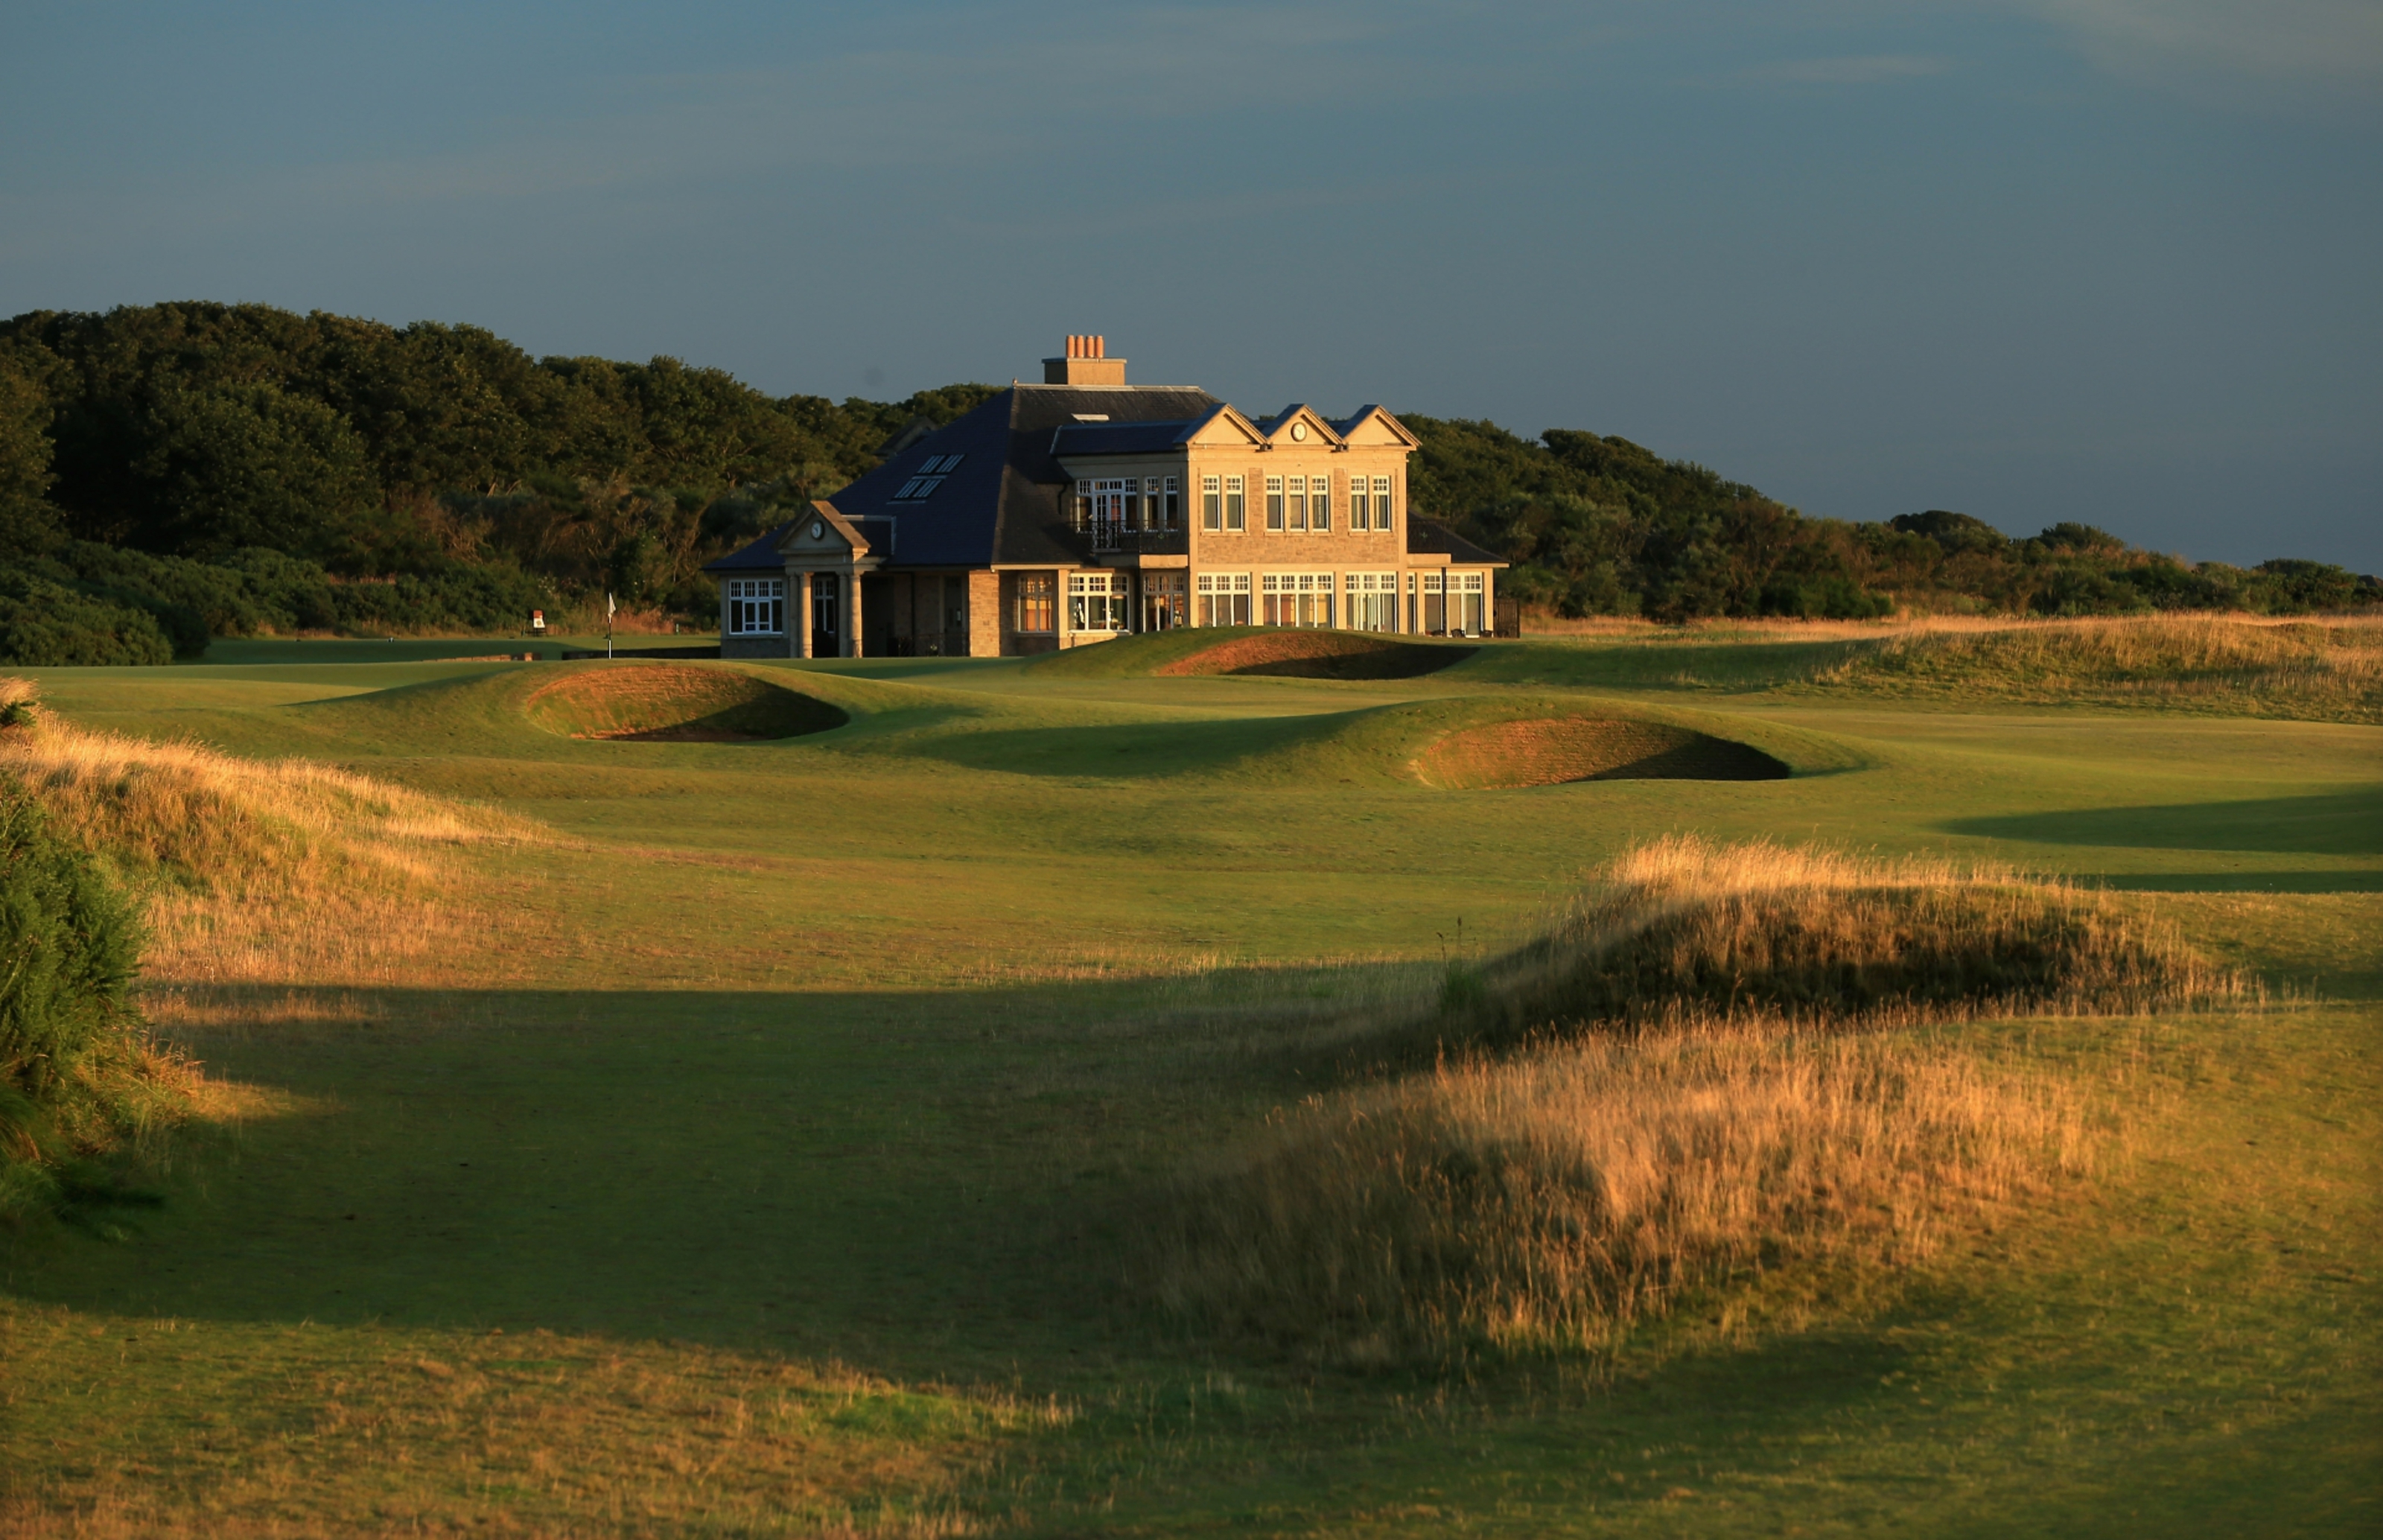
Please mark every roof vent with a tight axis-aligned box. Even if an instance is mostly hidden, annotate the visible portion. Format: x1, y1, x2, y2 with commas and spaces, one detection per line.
1043, 334, 1127, 386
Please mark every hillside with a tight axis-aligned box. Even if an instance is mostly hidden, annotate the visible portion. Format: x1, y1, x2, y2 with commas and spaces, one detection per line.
0, 302, 2373, 664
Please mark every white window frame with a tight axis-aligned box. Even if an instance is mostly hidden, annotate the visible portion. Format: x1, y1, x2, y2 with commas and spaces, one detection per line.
725, 577, 786, 636
1202, 474, 1222, 531
1372, 476, 1395, 531
1069, 571, 1130, 632
1196, 571, 1251, 627
1346, 571, 1398, 633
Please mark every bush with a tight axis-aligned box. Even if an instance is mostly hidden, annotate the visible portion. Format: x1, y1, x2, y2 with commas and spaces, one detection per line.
0, 761, 168, 1219
0, 570, 174, 666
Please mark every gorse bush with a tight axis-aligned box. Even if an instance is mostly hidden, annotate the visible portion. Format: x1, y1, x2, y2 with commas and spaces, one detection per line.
0, 689, 185, 1218
1143, 837, 2241, 1362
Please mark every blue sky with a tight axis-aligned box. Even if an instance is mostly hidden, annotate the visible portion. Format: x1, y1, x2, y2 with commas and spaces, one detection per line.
4, 1, 2377, 567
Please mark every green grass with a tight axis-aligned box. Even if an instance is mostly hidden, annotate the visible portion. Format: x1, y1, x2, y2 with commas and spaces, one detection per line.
2, 637, 2378, 1535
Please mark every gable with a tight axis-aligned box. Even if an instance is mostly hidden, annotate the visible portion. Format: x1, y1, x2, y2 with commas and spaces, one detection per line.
1182, 404, 1265, 448
775, 501, 871, 559
1336, 406, 1420, 449
1261, 404, 1345, 449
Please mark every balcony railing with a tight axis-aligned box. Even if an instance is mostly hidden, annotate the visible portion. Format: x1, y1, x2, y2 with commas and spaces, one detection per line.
1075, 515, 1189, 555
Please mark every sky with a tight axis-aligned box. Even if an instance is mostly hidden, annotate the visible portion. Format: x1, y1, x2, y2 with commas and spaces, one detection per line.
3, 0, 2378, 569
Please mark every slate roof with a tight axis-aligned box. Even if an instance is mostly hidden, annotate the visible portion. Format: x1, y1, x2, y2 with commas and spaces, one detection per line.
702, 523, 795, 574
820, 384, 1221, 567
1046, 419, 1199, 457
1407, 518, 1510, 567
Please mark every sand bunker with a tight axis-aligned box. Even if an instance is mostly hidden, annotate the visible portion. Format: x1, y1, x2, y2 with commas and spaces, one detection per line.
1158, 631, 1474, 680
1417, 717, 1789, 788
525, 664, 846, 742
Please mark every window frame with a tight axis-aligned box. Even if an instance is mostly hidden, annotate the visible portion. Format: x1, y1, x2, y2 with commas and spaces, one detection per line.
1224, 475, 1246, 532
1015, 572, 1057, 634
1201, 474, 1221, 531
1311, 473, 1330, 532
1372, 475, 1395, 532
725, 577, 786, 636
1264, 475, 1285, 532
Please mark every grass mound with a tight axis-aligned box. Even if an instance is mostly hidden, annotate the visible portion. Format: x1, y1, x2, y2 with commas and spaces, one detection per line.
1415, 716, 1788, 787
0, 678, 539, 985
1817, 614, 2383, 722
1154, 631, 1476, 680
1144, 837, 2240, 1361
1453, 836, 2239, 1041
1148, 1022, 2090, 1359
524, 662, 847, 740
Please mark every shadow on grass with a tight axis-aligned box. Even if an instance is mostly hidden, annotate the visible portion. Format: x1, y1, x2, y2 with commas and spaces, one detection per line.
1947, 789, 2383, 857
0, 972, 1412, 1379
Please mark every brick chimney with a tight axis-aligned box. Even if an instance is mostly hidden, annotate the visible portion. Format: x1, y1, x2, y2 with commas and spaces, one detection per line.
1043, 334, 1127, 386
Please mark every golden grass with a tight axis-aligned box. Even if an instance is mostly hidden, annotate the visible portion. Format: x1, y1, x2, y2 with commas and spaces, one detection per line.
1142, 836, 2241, 1361
0, 678, 546, 987
1816, 612, 2383, 719
1454, 835, 2244, 1041
0, 1317, 1053, 1538
1148, 1018, 2090, 1360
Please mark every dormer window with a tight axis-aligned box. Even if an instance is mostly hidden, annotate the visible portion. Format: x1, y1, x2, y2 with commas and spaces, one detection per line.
894, 454, 964, 500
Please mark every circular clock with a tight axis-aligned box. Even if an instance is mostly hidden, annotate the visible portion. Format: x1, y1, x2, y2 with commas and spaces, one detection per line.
810, 521, 824, 539
1291, 421, 1308, 441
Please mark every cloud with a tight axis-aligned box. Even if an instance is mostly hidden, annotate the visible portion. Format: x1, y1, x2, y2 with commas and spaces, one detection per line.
2020, 0, 2383, 95
1740, 54, 1951, 84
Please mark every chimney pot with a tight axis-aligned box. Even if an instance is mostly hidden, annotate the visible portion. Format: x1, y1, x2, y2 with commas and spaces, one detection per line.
1094, 334, 1105, 358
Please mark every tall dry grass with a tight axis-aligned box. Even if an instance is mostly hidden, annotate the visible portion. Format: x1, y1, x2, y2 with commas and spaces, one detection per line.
1451, 834, 2246, 1043
1816, 612, 2383, 720
1148, 1019, 2089, 1359
1142, 836, 2242, 1361
0, 678, 544, 986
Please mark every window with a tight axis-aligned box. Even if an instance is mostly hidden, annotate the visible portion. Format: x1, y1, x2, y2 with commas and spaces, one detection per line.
1346, 572, 1397, 632
1311, 474, 1330, 532
1261, 573, 1334, 629
1016, 573, 1056, 633
1421, 572, 1446, 634
1286, 476, 1307, 532
1142, 570, 1186, 631
1264, 475, 1285, 531
1224, 475, 1246, 531
1202, 475, 1221, 531
1454, 572, 1486, 636
893, 455, 964, 501
1197, 572, 1251, 627
725, 578, 785, 635
1372, 476, 1394, 531
1069, 572, 1129, 632
1162, 476, 1181, 530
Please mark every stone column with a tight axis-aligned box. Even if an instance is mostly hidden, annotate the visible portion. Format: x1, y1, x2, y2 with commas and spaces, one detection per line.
795, 571, 813, 658
844, 569, 864, 658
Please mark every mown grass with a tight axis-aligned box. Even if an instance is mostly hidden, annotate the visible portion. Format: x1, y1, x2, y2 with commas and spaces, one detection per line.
0, 637, 2376, 1536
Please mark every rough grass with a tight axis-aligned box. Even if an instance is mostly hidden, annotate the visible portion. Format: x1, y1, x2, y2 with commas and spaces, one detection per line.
1448, 835, 2243, 1043
524, 662, 847, 741
1413, 716, 1789, 788
1814, 613, 2383, 721
1146, 1019, 2093, 1361
0, 678, 543, 986
1142, 837, 2244, 1361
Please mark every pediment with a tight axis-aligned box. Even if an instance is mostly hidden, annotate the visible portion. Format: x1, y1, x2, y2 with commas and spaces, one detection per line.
1262, 404, 1345, 449
1337, 405, 1419, 449
774, 500, 871, 558
1183, 404, 1265, 447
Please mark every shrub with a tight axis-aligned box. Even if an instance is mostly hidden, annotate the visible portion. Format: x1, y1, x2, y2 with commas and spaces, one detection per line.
0, 713, 182, 1218
0, 569, 174, 666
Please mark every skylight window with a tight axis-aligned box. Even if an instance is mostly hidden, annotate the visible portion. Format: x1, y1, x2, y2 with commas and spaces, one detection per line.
893, 454, 964, 500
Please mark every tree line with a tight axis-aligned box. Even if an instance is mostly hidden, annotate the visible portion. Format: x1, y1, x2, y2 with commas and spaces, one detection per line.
1, 302, 2372, 663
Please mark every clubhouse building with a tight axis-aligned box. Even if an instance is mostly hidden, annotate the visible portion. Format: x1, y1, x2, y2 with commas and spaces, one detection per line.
705, 337, 1507, 658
